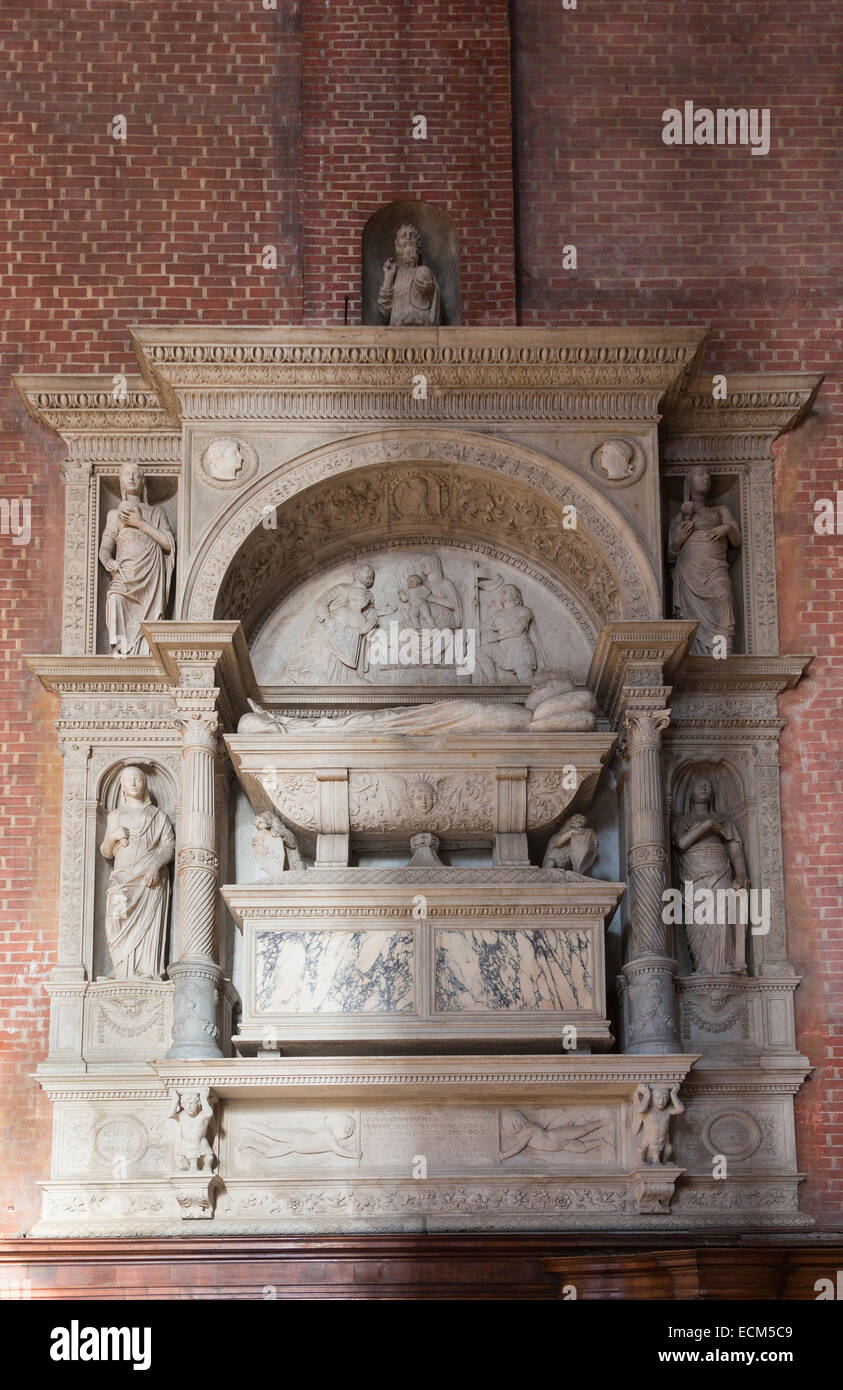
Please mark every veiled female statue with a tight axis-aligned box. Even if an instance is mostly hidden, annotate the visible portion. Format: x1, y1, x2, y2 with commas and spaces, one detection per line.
671, 771, 750, 976
99, 462, 175, 657
99, 766, 175, 980
418, 554, 463, 629
668, 465, 742, 655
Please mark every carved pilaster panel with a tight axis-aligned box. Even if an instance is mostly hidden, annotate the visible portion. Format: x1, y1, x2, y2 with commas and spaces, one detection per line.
754, 755, 789, 972
61, 461, 96, 655
57, 741, 92, 971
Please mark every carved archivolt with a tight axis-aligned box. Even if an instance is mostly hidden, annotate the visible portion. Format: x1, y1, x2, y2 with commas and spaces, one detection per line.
182, 433, 661, 631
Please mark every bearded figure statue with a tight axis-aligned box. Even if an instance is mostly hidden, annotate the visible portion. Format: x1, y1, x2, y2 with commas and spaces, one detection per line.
377, 223, 442, 327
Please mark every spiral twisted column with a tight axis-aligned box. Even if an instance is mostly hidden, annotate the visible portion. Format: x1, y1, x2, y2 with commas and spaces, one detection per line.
166, 700, 224, 1060
621, 705, 679, 1055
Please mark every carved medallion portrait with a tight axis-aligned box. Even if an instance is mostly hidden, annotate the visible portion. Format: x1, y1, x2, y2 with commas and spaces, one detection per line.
590, 437, 646, 487
199, 436, 259, 489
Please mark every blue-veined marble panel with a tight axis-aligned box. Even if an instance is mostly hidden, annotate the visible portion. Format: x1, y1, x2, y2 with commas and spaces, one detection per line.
434, 928, 591, 1012
255, 929, 415, 1014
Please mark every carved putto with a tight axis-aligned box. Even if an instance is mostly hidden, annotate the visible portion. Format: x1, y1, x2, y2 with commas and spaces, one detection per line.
668, 466, 742, 655
98, 462, 175, 656
378, 223, 442, 326
252, 812, 303, 880
240, 1114, 360, 1161
168, 1087, 216, 1172
632, 1084, 684, 1166
99, 765, 175, 981
500, 1110, 608, 1158
542, 813, 599, 875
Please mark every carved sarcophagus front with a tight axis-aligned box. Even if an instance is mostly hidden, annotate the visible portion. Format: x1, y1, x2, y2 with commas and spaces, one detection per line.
223, 870, 624, 1054
225, 729, 616, 862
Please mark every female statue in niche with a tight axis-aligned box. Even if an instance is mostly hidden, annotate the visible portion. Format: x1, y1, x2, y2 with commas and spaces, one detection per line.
99, 765, 175, 980
671, 771, 750, 976
99, 462, 175, 657
667, 465, 742, 655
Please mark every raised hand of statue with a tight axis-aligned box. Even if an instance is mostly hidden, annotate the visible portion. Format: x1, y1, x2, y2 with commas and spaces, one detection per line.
677, 518, 695, 543
102, 823, 129, 858
118, 506, 144, 531
381, 257, 396, 284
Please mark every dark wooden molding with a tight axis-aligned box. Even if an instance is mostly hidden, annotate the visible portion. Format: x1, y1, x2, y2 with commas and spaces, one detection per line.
2, 1235, 841, 1301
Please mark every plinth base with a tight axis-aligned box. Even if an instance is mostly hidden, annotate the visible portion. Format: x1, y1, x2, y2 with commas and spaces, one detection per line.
33, 1053, 810, 1237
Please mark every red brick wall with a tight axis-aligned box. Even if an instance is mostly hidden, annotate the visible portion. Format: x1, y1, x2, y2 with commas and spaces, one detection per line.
511, 0, 842, 1225
1, 0, 839, 1234
0, 0, 304, 1235
300, 0, 516, 323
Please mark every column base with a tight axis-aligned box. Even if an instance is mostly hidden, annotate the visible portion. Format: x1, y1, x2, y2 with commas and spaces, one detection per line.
166, 960, 225, 1060
620, 955, 680, 1054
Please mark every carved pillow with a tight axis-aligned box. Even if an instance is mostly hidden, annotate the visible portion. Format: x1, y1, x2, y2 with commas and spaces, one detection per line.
523, 677, 575, 710
530, 690, 596, 720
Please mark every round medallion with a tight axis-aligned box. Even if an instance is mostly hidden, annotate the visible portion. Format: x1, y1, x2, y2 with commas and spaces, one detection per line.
702, 1110, 762, 1161
589, 437, 646, 487
199, 436, 259, 489
94, 1116, 148, 1166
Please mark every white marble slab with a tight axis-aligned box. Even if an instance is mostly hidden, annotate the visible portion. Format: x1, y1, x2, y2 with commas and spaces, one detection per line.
255, 928, 415, 1014
434, 927, 592, 1011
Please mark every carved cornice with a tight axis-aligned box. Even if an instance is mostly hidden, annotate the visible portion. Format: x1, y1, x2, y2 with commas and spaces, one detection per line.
26, 623, 258, 732
127, 325, 707, 424
672, 654, 813, 695
143, 622, 257, 731
65, 434, 182, 469
662, 372, 824, 462
151, 1054, 699, 1097
13, 374, 176, 437
587, 621, 698, 727
223, 873, 626, 918
26, 655, 170, 695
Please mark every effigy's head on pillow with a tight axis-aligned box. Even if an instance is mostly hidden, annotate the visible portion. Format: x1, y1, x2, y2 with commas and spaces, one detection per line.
525, 679, 598, 732
237, 677, 598, 736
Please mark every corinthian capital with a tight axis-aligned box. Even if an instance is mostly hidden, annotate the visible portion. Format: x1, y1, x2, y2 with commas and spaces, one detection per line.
623, 708, 671, 746
175, 705, 220, 753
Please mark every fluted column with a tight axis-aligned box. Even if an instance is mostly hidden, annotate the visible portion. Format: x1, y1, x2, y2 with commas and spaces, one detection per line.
165, 691, 224, 1059
621, 706, 679, 1054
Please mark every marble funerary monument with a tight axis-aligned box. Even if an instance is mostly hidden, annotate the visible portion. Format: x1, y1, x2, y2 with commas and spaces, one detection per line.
17, 312, 820, 1233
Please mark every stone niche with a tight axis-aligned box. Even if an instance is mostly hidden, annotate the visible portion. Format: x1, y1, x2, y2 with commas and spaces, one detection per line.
17, 327, 820, 1235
